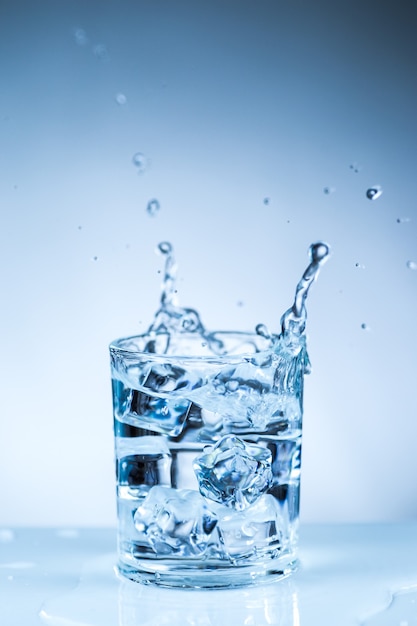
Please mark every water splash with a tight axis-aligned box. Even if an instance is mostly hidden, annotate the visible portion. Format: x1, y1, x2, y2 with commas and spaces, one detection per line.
147, 240, 330, 353
148, 242, 205, 337
280, 242, 331, 336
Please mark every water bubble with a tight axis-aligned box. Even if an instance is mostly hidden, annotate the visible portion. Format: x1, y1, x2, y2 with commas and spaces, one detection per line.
366, 186, 383, 200
132, 152, 147, 172
92, 256, 98, 262
406, 261, 417, 271
255, 323, 271, 339
397, 217, 411, 224
361, 323, 369, 330
77, 225, 82, 230
323, 186, 335, 195
158, 242, 172, 255
73, 28, 88, 46
355, 262, 365, 269
147, 198, 160, 217
115, 93, 127, 105
263, 197, 270, 205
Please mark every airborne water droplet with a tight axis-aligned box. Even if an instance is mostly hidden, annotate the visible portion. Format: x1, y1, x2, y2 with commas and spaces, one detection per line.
132, 152, 147, 172
158, 241, 172, 255
73, 28, 88, 46
115, 93, 127, 105
255, 323, 271, 339
366, 186, 383, 200
147, 198, 160, 217
406, 260, 417, 271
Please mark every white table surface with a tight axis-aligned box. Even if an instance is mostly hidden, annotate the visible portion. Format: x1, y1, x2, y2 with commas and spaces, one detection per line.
1, 524, 417, 626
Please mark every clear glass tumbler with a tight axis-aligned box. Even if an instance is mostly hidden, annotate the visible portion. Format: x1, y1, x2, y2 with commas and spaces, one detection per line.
110, 328, 306, 589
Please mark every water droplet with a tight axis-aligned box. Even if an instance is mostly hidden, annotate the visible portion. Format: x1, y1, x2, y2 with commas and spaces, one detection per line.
92, 256, 98, 262
132, 152, 147, 172
407, 260, 417, 271
323, 186, 335, 195
157, 241, 172, 255
73, 28, 88, 46
236, 300, 244, 307
361, 323, 369, 330
263, 197, 270, 205
77, 225, 82, 230
349, 162, 360, 173
255, 323, 271, 339
310, 242, 330, 263
397, 217, 411, 224
115, 93, 127, 105
93, 43, 108, 60
355, 262, 365, 269
366, 186, 383, 200
146, 198, 160, 217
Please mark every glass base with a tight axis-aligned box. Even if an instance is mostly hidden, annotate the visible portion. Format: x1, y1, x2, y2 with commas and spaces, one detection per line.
117, 554, 299, 589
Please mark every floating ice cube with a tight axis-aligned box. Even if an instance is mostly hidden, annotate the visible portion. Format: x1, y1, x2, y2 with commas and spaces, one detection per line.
133, 486, 218, 556
215, 494, 283, 560
193, 435, 273, 510
112, 367, 192, 437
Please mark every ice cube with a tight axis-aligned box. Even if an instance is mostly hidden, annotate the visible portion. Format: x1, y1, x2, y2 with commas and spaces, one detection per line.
133, 486, 218, 557
216, 494, 283, 560
117, 437, 172, 497
113, 380, 191, 437
193, 435, 273, 510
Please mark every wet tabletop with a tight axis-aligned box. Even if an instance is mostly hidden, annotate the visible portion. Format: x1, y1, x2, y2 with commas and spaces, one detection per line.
1, 524, 417, 626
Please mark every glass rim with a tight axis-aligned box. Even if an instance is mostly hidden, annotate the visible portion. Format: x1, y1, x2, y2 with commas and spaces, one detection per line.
109, 330, 275, 362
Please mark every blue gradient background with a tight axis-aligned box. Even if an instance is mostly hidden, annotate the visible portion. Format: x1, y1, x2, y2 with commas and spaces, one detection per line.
1, 0, 416, 526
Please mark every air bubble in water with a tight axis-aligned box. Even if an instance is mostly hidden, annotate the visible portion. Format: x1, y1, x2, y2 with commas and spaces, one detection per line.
366, 186, 383, 200
115, 93, 127, 105
132, 152, 147, 172
407, 261, 417, 271
147, 199, 160, 217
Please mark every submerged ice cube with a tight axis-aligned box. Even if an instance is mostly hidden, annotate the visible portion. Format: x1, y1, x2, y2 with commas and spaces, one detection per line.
117, 436, 172, 497
215, 494, 283, 560
133, 486, 218, 556
193, 435, 273, 510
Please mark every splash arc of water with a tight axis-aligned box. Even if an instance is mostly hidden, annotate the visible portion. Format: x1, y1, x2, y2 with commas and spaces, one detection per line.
280, 242, 331, 337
